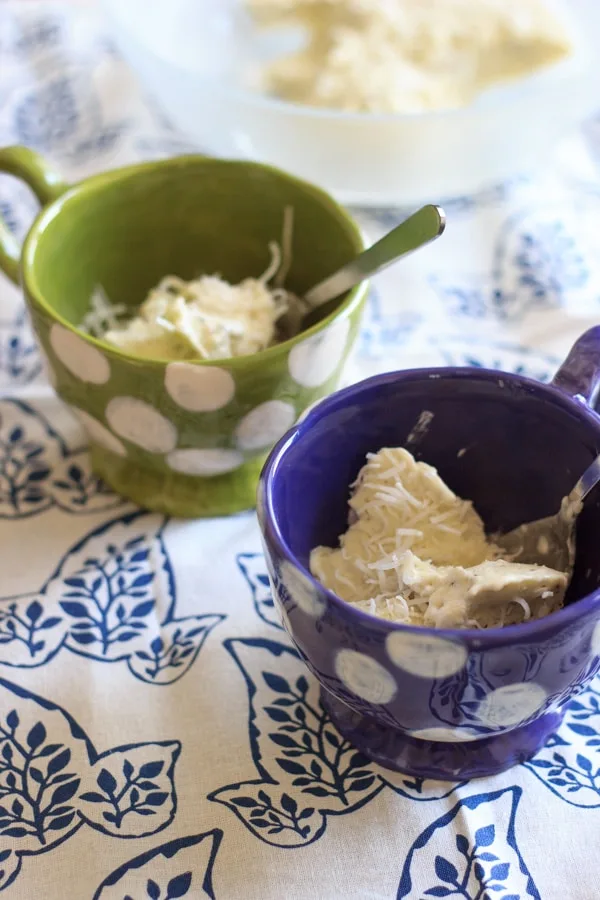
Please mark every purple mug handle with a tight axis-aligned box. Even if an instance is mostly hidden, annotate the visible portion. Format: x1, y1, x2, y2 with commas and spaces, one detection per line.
551, 327, 600, 408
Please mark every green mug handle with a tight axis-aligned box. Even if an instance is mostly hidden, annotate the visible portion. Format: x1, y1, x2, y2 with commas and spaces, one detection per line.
0, 146, 68, 284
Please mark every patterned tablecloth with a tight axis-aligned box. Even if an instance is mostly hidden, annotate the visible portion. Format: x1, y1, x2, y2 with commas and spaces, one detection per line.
1, 3, 600, 898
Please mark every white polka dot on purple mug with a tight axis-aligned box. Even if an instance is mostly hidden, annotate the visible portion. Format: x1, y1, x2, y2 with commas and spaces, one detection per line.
279, 561, 325, 619
335, 649, 397, 704
409, 726, 483, 743
386, 632, 467, 679
475, 682, 547, 729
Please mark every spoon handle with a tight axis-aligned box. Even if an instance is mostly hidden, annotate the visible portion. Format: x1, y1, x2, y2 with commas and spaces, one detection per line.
304, 204, 446, 310
573, 452, 600, 504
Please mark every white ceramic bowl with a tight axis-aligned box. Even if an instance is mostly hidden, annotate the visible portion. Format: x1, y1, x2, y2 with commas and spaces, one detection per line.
102, 0, 600, 206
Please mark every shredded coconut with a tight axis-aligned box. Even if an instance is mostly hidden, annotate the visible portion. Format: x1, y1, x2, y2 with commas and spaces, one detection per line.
80, 286, 127, 337
80, 207, 297, 361
511, 596, 532, 621
310, 447, 569, 629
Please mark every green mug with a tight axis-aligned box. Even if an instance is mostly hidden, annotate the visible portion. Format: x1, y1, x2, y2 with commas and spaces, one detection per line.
0, 146, 368, 517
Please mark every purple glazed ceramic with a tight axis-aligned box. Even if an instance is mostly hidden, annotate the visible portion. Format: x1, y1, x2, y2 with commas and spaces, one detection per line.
258, 327, 600, 780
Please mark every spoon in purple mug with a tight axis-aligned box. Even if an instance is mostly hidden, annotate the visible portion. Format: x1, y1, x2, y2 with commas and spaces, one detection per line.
496, 451, 600, 573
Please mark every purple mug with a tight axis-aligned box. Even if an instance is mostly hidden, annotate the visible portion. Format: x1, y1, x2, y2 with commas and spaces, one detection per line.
258, 327, 600, 780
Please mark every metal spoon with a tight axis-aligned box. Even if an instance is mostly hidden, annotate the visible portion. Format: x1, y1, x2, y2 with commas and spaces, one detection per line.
495, 454, 600, 573
278, 204, 446, 339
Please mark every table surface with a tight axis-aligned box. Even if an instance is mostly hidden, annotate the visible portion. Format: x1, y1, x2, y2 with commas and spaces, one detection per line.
1, 2, 600, 898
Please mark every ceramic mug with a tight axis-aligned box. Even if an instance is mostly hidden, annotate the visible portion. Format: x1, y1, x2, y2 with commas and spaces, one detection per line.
259, 327, 600, 780
0, 145, 368, 517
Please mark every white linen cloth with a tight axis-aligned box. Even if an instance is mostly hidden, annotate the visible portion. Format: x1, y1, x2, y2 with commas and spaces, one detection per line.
0, 3, 599, 897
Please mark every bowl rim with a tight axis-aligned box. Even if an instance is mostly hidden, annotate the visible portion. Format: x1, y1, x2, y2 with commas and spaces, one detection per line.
261, 365, 600, 644
103, 0, 587, 125
22, 154, 368, 370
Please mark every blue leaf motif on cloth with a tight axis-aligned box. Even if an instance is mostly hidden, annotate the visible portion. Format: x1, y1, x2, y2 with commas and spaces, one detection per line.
15, 76, 77, 147
0, 598, 63, 661
79, 747, 178, 838
512, 223, 588, 300
0, 511, 224, 683
357, 287, 421, 360
209, 638, 461, 848
0, 170, 38, 244
12, 70, 127, 162
11, 12, 63, 56
0, 203, 18, 238
431, 337, 560, 384
494, 209, 590, 314
525, 674, 600, 808
430, 198, 600, 323
0, 400, 124, 517
93, 829, 223, 899
0, 310, 42, 388
355, 177, 529, 231
0, 676, 181, 891
237, 553, 283, 631
397, 786, 540, 900
134, 134, 202, 160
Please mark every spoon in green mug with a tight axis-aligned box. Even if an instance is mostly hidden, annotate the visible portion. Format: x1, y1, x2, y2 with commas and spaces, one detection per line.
278, 203, 446, 339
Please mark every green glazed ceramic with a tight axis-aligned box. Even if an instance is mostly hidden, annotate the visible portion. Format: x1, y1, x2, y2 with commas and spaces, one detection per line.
0, 146, 368, 517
